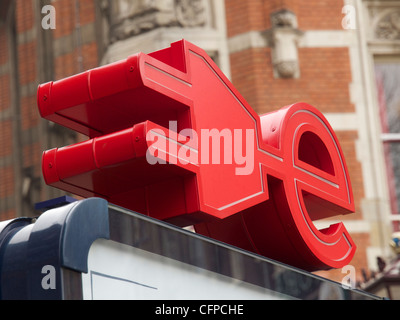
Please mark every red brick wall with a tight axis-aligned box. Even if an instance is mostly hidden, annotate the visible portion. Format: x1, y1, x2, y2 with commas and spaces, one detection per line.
17, 0, 40, 190
53, 0, 98, 79
336, 131, 365, 218
230, 47, 354, 114
0, 20, 13, 220
53, 0, 76, 38
16, 0, 34, 33
0, 166, 14, 199
297, 0, 344, 30
53, 0, 96, 38
17, 41, 37, 85
0, 27, 8, 64
0, 0, 99, 220
21, 95, 39, 130
0, 121, 13, 158
226, 0, 266, 37
0, 74, 10, 111
226, 0, 345, 36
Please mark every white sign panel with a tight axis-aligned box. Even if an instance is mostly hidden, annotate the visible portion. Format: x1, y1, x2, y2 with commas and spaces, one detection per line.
81, 239, 291, 300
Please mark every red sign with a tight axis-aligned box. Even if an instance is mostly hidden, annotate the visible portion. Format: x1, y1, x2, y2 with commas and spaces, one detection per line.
37, 40, 355, 271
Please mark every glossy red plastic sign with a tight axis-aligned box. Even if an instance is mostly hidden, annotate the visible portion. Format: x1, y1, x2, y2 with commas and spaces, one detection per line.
37, 40, 356, 271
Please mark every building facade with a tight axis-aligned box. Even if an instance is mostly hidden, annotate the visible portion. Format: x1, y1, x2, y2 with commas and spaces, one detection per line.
0, 0, 399, 287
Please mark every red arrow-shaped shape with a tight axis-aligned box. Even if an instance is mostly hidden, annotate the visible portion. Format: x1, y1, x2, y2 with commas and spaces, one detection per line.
38, 40, 356, 271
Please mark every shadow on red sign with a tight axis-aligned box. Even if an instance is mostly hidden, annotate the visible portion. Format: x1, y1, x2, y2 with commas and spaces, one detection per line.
37, 40, 356, 271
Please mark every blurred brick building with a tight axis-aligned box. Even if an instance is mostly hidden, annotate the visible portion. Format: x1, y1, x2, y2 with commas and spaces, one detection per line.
1, 0, 400, 291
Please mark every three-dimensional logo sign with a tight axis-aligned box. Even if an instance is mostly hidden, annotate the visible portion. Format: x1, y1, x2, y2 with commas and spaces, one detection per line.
37, 40, 356, 271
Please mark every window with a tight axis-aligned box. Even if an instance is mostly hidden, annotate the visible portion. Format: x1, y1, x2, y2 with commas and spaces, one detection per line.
375, 60, 400, 230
